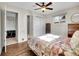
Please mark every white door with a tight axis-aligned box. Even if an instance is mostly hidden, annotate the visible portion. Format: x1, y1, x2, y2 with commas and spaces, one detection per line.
33, 16, 45, 37
1, 9, 6, 52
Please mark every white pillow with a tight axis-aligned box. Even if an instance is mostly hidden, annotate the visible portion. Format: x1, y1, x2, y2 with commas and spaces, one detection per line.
70, 31, 79, 48
38, 34, 60, 42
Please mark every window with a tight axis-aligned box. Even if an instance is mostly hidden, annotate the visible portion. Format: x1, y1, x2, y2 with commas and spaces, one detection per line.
53, 15, 65, 23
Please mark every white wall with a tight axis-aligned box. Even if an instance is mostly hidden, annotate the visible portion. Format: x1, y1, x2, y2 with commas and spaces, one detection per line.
32, 6, 79, 37
44, 16, 68, 37
0, 3, 79, 44
0, 10, 1, 54
66, 7, 79, 24
44, 6, 79, 37
5, 5, 32, 42
52, 23, 68, 36
0, 3, 46, 43
0, 4, 32, 43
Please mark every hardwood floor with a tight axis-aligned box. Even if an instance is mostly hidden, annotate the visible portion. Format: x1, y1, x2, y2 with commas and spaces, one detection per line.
1, 41, 36, 56
6, 37, 17, 45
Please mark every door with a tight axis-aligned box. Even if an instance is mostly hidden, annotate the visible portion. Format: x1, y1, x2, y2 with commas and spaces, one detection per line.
45, 23, 51, 33
33, 16, 45, 37
1, 9, 6, 52
27, 15, 30, 36
6, 11, 18, 45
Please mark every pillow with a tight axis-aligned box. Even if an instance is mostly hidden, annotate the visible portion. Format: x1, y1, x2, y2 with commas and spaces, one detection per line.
70, 30, 79, 49
38, 34, 60, 42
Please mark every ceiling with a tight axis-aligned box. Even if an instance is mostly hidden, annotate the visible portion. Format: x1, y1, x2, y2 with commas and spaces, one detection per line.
1, 2, 79, 15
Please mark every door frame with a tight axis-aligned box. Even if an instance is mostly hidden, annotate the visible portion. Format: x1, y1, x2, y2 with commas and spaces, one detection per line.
4, 10, 18, 52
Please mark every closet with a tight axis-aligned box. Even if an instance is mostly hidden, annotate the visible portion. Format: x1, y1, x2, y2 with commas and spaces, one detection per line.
6, 11, 18, 45
27, 15, 33, 38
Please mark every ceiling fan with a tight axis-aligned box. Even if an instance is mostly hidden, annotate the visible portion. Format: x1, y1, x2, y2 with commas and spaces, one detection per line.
34, 2, 53, 12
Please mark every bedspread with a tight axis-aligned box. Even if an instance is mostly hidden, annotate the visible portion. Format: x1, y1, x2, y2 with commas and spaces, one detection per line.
27, 31, 79, 56
27, 34, 65, 56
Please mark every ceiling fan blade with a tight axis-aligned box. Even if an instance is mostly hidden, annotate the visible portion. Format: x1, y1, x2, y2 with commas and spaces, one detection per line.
35, 3, 42, 7
42, 2, 44, 6
46, 8, 53, 10
45, 2, 52, 7
34, 8, 41, 10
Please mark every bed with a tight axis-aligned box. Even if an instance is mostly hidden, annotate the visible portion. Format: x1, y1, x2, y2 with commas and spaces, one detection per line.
27, 32, 79, 56
27, 34, 64, 56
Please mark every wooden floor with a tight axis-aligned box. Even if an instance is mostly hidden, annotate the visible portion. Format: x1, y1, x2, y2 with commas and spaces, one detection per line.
1, 41, 36, 56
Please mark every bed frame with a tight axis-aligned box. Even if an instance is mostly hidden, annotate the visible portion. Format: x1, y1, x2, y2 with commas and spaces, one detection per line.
68, 24, 79, 38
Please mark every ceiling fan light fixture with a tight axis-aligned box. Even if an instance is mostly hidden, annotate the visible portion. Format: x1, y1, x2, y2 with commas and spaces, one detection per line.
35, 2, 53, 12
41, 7, 46, 11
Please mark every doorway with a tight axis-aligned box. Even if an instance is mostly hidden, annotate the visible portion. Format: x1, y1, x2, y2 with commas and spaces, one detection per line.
27, 15, 33, 38
6, 11, 18, 45
45, 23, 51, 33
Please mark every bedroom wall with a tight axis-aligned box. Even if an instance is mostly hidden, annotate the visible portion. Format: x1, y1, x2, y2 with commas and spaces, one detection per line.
5, 5, 32, 42
0, 10, 1, 54
0, 3, 79, 43
52, 23, 68, 37
66, 6, 79, 24
45, 6, 79, 37
0, 3, 46, 43
0, 4, 32, 43
44, 16, 67, 37
32, 6, 79, 37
